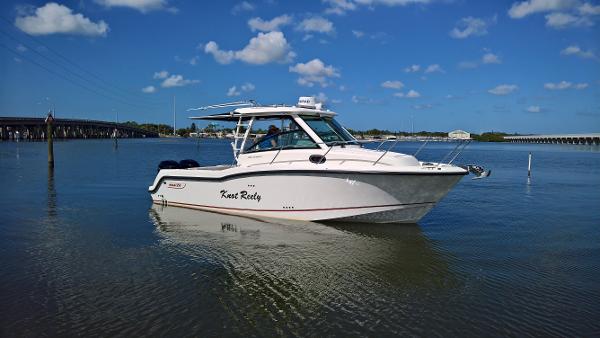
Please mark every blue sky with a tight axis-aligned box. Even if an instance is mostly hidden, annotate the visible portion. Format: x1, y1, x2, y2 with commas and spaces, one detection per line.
0, 0, 599, 134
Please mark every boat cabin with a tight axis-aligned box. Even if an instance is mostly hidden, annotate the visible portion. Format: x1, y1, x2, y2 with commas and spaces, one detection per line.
190, 97, 359, 163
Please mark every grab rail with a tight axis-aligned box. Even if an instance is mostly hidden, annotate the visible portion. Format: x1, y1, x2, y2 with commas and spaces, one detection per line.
265, 138, 467, 167
437, 140, 471, 167
414, 140, 429, 156
372, 138, 400, 166
448, 140, 471, 164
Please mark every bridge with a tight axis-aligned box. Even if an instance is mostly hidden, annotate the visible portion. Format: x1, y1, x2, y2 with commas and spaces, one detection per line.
504, 133, 600, 145
0, 117, 159, 140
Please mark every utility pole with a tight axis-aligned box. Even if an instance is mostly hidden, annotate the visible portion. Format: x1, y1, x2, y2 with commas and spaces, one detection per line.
172, 94, 176, 136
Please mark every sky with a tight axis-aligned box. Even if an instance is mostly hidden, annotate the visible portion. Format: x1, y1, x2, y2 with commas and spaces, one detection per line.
0, 0, 599, 134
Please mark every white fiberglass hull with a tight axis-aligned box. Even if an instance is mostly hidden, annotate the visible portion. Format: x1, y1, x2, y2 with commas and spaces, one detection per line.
149, 169, 465, 223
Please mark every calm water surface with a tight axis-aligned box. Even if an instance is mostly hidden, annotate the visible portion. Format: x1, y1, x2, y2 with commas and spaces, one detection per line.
1, 139, 599, 337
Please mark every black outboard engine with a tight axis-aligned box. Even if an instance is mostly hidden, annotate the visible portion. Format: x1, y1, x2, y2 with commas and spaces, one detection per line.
179, 159, 200, 169
158, 160, 180, 171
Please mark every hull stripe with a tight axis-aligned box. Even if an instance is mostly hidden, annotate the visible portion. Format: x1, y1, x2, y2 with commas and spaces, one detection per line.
149, 169, 466, 193
154, 200, 435, 213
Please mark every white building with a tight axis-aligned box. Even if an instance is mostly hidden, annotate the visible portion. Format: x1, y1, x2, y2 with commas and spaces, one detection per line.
448, 130, 471, 139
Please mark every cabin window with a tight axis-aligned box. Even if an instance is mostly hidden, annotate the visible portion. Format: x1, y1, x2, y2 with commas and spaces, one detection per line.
244, 117, 319, 153
301, 116, 358, 145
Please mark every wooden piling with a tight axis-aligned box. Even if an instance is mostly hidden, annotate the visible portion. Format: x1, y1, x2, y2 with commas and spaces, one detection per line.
46, 111, 54, 168
527, 152, 532, 178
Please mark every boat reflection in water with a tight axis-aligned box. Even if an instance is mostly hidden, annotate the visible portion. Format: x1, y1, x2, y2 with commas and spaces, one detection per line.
149, 205, 458, 333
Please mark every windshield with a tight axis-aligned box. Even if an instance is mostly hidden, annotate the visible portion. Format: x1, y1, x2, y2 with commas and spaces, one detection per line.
244, 118, 319, 153
301, 116, 358, 145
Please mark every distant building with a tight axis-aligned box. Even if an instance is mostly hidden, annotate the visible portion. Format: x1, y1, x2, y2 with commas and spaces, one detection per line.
448, 130, 471, 139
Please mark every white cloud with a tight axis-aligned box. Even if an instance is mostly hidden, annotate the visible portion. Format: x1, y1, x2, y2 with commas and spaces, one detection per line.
16, 44, 27, 52
406, 89, 421, 98
381, 80, 404, 89
508, 1, 600, 29
544, 80, 572, 89
482, 53, 501, 64
351, 30, 391, 43
404, 64, 420, 73
297, 16, 335, 34
545, 12, 593, 28
153, 70, 169, 79
560, 45, 597, 59
459, 52, 502, 69
15, 3, 109, 37
579, 2, 600, 15
315, 92, 329, 103
289, 58, 340, 87
241, 82, 255, 91
248, 15, 292, 32
142, 85, 156, 93
527, 105, 541, 113
394, 89, 421, 98
488, 84, 518, 95
424, 64, 444, 73
227, 86, 241, 97
351, 95, 381, 104
205, 31, 295, 65
352, 30, 365, 38
449, 16, 495, 39
161, 74, 199, 88
95, 0, 173, 13
227, 82, 255, 96
324, 0, 430, 15
324, 0, 358, 15
204, 42, 235, 64
508, 0, 578, 19
544, 81, 589, 90
232, 1, 255, 14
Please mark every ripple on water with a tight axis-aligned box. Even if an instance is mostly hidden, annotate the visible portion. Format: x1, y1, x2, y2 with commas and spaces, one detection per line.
1, 140, 599, 336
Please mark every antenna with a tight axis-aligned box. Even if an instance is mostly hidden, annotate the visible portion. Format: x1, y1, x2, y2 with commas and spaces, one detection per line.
187, 100, 257, 111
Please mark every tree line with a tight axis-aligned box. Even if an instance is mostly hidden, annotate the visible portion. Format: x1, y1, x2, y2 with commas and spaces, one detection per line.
123, 121, 515, 142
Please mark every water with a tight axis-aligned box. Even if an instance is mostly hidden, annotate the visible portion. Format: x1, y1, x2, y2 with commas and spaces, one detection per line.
1, 139, 599, 337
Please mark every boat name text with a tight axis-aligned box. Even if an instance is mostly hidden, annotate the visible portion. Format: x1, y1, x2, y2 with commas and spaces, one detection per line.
220, 190, 262, 203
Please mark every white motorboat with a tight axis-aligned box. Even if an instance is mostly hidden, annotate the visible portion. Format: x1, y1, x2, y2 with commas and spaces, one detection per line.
149, 97, 473, 223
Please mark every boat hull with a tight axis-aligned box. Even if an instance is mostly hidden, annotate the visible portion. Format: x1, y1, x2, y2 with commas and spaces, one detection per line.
149, 171, 465, 223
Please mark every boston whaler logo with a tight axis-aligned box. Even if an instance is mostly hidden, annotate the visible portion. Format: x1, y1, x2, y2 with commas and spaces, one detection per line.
167, 182, 186, 189
220, 189, 262, 203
